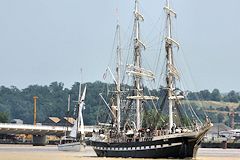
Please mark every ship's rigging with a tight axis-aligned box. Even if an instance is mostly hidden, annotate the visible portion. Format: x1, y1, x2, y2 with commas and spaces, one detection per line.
91, 1, 212, 158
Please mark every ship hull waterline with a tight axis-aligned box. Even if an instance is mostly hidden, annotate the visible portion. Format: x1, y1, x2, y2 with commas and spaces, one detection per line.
91, 125, 211, 158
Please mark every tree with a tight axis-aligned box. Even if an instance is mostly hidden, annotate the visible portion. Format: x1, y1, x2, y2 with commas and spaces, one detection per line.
199, 90, 211, 100
187, 92, 198, 100
211, 89, 221, 101
223, 90, 239, 102
217, 114, 225, 123
0, 112, 8, 123
142, 109, 167, 130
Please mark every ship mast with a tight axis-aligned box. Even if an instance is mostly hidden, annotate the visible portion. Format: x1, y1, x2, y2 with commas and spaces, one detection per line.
133, 0, 144, 130
126, 0, 157, 130
66, 94, 71, 136
164, 0, 180, 133
116, 23, 121, 133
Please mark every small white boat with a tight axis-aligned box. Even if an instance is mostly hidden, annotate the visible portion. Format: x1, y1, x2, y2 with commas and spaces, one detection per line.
58, 84, 87, 151
58, 136, 81, 152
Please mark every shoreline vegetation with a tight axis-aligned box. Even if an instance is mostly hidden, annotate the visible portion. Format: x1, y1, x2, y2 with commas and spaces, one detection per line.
0, 81, 240, 127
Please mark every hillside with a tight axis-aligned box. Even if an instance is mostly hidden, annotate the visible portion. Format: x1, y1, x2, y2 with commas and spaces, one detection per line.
187, 100, 239, 109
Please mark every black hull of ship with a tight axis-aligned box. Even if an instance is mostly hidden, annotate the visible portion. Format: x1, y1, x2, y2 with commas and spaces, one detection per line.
91, 126, 211, 159
92, 137, 197, 158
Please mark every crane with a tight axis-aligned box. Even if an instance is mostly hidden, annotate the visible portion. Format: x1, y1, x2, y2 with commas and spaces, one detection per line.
33, 96, 38, 126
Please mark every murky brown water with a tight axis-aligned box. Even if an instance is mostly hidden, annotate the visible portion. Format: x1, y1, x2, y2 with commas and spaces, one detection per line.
0, 144, 239, 160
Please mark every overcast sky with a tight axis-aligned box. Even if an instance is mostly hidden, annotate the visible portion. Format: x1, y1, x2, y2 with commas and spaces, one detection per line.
0, 0, 239, 92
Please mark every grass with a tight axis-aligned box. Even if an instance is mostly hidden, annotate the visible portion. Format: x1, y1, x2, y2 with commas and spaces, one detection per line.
184, 100, 239, 109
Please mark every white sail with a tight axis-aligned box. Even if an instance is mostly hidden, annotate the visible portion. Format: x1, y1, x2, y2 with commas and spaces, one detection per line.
78, 86, 87, 136
68, 85, 86, 138
69, 120, 78, 138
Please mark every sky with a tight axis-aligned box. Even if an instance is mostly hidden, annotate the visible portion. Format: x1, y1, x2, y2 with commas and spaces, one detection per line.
0, 0, 239, 92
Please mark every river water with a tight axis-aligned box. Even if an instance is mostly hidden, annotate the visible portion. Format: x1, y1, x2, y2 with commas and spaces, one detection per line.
0, 144, 239, 160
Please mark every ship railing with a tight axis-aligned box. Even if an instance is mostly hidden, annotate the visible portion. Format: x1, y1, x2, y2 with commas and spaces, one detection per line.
154, 127, 197, 136
155, 130, 169, 136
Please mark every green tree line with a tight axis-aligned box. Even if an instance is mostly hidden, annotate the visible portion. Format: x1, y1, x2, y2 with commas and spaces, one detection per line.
0, 82, 239, 125
0, 81, 108, 124
187, 89, 240, 103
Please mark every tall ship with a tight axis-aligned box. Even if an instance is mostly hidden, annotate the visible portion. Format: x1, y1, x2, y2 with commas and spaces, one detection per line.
90, 0, 212, 158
